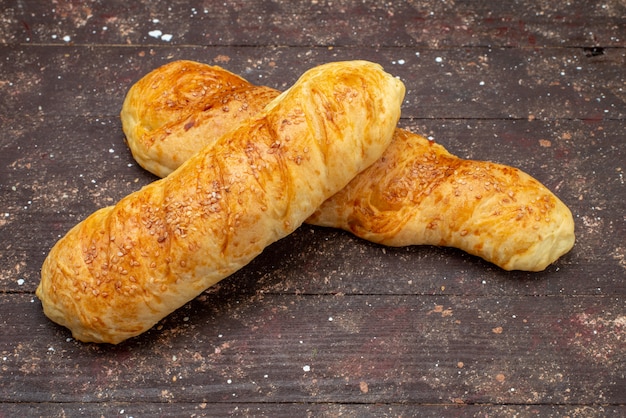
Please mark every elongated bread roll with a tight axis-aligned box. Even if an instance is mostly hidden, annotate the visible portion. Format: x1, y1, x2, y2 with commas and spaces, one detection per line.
37, 61, 405, 344
309, 129, 575, 271
121, 61, 280, 177
121, 60, 575, 272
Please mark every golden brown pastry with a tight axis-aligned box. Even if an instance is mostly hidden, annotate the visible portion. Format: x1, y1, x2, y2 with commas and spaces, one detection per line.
121, 60, 280, 177
309, 129, 575, 271
121, 60, 575, 272
37, 61, 405, 343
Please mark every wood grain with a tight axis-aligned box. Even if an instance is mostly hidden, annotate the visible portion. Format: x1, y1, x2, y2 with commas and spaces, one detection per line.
3, 0, 625, 48
2, 293, 624, 405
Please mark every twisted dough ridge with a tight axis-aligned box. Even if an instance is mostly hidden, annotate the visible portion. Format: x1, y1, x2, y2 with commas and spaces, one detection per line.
310, 129, 575, 271
121, 60, 575, 272
37, 61, 405, 343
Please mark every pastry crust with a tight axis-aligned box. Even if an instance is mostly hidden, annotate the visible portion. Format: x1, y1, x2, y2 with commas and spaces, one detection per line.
121, 60, 280, 177
121, 61, 575, 272
37, 61, 405, 343
309, 129, 575, 271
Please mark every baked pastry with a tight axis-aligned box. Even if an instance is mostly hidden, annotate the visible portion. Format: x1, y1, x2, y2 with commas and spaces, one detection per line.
121, 61, 280, 177
121, 61, 576, 271
37, 61, 405, 343
309, 129, 575, 271
121, 60, 575, 272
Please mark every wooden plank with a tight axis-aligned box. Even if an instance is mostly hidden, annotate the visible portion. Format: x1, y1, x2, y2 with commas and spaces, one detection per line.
2, 0, 625, 48
1, 403, 624, 417
1, 293, 624, 405
1, 45, 624, 120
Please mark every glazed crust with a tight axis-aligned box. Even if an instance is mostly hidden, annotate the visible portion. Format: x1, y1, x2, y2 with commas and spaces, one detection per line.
37, 61, 405, 343
309, 129, 575, 271
121, 60, 575, 272
121, 60, 281, 177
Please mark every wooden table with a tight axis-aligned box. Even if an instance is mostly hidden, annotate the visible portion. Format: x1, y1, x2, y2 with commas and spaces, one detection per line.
1, 1, 624, 416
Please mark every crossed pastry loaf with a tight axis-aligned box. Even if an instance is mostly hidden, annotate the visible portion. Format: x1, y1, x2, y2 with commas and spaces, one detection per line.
122, 61, 281, 177
310, 129, 575, 271
122, 60, 575, 272
37, 61, 405, 343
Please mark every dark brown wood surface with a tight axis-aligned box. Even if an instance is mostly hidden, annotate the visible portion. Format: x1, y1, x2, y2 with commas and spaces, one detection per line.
1, 1, 624, 416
